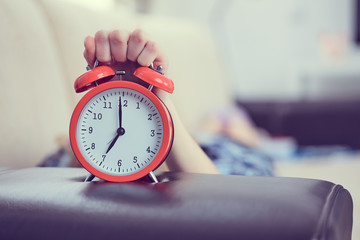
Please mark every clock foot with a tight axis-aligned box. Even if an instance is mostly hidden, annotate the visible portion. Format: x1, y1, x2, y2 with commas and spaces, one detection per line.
84, 173, 95, 182
147, 171, 159, 183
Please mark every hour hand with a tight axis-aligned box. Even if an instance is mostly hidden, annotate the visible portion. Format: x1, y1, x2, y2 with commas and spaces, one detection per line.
105, 128, 125, 154
106, 133, 120, 154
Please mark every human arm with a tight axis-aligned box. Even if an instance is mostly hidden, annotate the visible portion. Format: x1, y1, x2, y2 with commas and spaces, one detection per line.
83, 29, 219, 174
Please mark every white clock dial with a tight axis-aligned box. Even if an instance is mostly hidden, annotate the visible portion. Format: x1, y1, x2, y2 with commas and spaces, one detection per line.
76, 88, 164, 176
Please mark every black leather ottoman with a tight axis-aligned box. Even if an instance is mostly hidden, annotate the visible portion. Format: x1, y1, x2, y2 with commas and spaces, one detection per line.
0, 168, 353, 240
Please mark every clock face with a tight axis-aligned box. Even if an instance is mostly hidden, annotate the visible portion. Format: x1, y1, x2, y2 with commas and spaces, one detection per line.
70, 81, 173, 182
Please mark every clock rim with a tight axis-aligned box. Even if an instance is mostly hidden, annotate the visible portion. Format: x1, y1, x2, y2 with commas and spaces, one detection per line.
69, 81, 173, 182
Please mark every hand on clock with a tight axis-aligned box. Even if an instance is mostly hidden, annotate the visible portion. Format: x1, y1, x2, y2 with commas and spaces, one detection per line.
84, 29, 168, 74
83, 28, 220, 175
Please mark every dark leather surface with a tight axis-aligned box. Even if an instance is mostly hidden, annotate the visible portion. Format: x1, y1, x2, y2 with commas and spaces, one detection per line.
238, 100, 360, 148
0, 168, 353, 240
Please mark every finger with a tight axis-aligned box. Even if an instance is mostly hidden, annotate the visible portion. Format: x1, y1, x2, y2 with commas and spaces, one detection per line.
137, 41, 158, 67
94, 30, 111, 63
109, 29, 130, 62
153, 52, 168, 74
127, 29, 148, 62
83, 36, 96, 67
137, 41, 168, 74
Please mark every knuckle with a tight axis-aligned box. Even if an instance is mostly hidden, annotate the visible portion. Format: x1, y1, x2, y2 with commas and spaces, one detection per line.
95, 30, 108, 41
145, 41, 158, 53
131, 29, 146, 44
110, 29, 129, 45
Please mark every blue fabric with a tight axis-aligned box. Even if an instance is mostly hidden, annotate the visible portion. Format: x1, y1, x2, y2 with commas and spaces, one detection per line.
196, 133, 273, 176
39, 148, 73, 167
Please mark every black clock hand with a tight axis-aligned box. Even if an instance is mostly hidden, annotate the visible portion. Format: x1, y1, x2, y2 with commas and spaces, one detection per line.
106, 131, 120, 154
106, 98, 125, 154
106, 127, 125, 154
119, 96, 122, 129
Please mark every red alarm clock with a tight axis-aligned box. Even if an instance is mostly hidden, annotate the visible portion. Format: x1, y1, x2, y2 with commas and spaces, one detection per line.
69, 62, 174, 182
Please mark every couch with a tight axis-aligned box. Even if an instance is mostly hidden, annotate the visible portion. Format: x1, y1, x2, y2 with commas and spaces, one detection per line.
0, 0, 353, 239
0, 167, 354, 240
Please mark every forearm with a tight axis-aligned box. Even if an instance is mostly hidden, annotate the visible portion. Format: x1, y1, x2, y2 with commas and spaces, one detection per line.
167, 123, 219, 174
157, 92, 219, 174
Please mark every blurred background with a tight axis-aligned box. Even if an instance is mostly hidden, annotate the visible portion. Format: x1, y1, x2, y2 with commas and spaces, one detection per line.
0, 0, 359, 238
67, 0, 360, 99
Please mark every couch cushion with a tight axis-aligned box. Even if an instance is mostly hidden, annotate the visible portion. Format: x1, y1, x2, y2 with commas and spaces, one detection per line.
0, 0, 72, 168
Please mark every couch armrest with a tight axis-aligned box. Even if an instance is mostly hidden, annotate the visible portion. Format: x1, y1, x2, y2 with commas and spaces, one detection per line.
0, 168, 353, 240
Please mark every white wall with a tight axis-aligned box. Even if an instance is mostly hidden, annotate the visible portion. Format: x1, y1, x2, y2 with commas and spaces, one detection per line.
145, 0, 359, 101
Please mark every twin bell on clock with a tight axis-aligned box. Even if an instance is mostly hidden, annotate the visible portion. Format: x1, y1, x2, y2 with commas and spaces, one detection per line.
69, 61, 174, 183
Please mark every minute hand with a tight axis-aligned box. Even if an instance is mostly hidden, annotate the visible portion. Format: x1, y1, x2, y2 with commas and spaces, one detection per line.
119, 96, 122, 129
